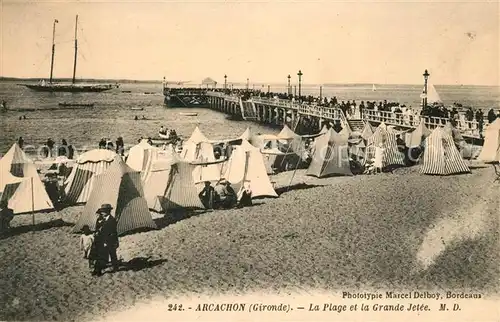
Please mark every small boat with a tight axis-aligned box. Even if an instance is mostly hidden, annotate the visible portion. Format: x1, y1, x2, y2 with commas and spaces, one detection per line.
122, 90, 132, 93
372, 84, 377, 92
58, 102, 94, 107
131, 107, 144, 111
179, 112, 198, 116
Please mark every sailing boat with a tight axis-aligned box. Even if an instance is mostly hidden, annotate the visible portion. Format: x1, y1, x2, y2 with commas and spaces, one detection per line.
426, 83, 442, 104
20, 16, 117, 93
372, 84, 376, 92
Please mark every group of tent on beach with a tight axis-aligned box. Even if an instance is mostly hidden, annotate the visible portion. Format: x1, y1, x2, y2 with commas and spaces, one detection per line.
1, 118, 499, 236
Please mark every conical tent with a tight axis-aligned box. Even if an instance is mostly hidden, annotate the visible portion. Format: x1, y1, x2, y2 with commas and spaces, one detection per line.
0, 171, 54, 214
64, 149, 117, 204
148, 159, 205, 212
126, 139, 159, 172
239, 127, 252, 141
361, 122, 374, 141
0, 143, 39, 178
307, 128, 353, 177
72, 156, 157, 235
420, 127, 470, 175
185, 126, 209, 145
478, 118, 500, 162
406, 121, 431, 147
277, 124, 302, 152
365, 123, 405, 168
223, 140, 278, 199
0, 143, 54, 214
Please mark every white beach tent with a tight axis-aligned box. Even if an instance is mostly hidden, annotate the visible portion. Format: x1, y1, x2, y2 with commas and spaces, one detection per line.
181, 126, 223, 183
0, 143, 40, 178
64, 149, 117, 204
125, 139, 160, 172
0, 143, 54, 214
478, 118, 500, 162
420, 127, 470, 175
223, 140, 278, 199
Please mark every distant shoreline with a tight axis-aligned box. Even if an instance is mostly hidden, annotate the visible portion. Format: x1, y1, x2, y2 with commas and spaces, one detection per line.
1, 77, 498, 88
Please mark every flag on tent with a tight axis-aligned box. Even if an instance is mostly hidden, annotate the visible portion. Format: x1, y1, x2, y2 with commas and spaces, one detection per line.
72, 156, 157, 236
420, 127, 470, 175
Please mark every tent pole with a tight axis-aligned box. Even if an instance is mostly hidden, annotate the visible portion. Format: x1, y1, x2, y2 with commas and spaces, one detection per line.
285, 145, 303, 192
31, 177, 35, 230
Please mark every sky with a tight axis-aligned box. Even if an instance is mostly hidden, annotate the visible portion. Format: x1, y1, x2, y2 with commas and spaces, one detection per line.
1, 0, 499, 86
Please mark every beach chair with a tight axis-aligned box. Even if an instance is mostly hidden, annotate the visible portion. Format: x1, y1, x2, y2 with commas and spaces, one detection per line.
493, 162, 500, 183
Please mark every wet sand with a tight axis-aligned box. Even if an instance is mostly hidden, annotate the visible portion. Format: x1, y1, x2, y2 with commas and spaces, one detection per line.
0, 163, 498, 321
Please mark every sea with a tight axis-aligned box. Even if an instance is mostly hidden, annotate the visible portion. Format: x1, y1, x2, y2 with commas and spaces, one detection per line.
0, 81, 499, 156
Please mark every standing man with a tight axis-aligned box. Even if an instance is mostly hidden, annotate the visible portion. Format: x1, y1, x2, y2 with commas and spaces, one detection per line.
93, 203, 120, 276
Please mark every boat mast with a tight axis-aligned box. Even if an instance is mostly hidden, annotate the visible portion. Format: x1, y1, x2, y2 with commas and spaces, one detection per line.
72, 15, 78, 84
49, 19, 58, 84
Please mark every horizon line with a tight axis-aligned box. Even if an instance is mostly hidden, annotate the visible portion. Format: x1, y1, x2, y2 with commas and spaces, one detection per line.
1, 76, 498, 87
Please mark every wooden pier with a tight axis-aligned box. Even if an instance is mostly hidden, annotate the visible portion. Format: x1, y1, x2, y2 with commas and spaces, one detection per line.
206, 91, 483, 142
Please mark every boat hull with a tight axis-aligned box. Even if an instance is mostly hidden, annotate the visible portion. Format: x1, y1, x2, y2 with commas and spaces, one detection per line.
21, 84, 114, 93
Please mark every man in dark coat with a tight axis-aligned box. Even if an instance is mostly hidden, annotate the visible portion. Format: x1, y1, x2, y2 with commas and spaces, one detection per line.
92, 203, 120, 276
198, 181, 215, 209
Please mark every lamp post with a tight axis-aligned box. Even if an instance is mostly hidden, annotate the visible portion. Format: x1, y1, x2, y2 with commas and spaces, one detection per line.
297, 70, 303, 99
224, 74, 227, 89
287, 74, 291, 95
423, 69, 430, 108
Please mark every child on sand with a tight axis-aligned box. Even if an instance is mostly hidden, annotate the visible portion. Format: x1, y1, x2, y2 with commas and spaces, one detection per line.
80, 225, 94, 259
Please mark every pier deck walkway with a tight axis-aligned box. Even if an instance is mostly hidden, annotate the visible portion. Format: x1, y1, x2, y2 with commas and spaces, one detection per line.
206, 91, 483, 140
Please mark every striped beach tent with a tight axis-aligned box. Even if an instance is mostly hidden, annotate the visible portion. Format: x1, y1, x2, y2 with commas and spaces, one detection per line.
306, 128, 353, 178
420, 127, 470, 175
361, 122, 374, 141
406, 121, 431, 147
72, 156, 156, 236
144, 156, 205, 212
64, 149, 117, 204
478, 118, 500, 162
223, 140, 278, 198
365, 123, 405, 169
125, 139, 159, 172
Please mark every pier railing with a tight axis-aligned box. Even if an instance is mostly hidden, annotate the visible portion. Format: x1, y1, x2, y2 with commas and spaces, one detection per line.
207, 91, 483, 138
362, 110, 481, 137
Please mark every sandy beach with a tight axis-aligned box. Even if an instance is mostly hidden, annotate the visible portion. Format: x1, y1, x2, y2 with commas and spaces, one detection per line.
0, 162, 498, 321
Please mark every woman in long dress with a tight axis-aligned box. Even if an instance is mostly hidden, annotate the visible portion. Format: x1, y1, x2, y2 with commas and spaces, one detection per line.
374, 143, 384, 173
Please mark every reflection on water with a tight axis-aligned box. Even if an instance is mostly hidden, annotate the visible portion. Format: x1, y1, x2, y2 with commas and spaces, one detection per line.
1, 81, 499, 154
